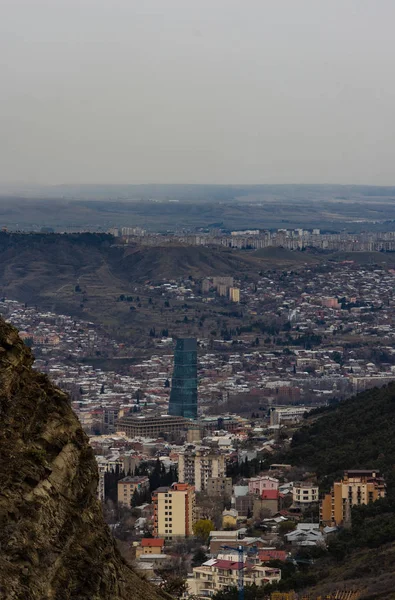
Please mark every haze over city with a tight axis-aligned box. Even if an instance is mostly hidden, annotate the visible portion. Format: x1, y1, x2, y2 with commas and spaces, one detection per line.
2, 0, 395, 186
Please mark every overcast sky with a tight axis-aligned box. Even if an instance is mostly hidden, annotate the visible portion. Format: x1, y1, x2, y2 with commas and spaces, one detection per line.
1, 0, 395, 186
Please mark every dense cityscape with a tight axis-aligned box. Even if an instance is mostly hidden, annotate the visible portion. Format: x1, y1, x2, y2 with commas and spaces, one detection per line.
2, 234, 395, 598
2, 1, 395, 597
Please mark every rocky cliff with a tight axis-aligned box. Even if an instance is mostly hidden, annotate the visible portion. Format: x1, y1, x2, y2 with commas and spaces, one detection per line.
0, 318, 166, 600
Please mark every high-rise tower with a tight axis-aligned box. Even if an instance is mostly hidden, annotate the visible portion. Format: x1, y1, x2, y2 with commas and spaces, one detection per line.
168, 338, 197, 419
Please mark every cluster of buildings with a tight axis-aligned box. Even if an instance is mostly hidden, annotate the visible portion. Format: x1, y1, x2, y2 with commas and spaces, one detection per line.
110, 227, 395, 252
320, 470, 386, 526
202, 276, 241, 303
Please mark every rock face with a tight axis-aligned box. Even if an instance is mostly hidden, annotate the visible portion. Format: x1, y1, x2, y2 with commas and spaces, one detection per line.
0, 318, 165, 600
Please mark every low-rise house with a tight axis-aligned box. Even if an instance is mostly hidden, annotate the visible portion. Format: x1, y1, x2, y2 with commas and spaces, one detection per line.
136, 538, 165, 558
285, 523, 324, 547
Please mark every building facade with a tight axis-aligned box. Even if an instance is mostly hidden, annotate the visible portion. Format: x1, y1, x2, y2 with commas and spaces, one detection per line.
228, 287, 240, 303
320, 470, 386, 526
207, 476, 233, 498
292, 482, 319, 507
117, 476, 150, 508
187, 560, 281, 598
115, 414, 189, 437
168, 338, 198, 420
248, 476, 279, 496
153, 482, 195, 539
178, 448, 226, 492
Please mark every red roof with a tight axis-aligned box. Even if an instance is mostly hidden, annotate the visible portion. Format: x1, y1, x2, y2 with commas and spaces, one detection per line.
141, 538, 164, 547
261, 489, 279, 500
215, 560, 243, 571
259, 550, 287, 562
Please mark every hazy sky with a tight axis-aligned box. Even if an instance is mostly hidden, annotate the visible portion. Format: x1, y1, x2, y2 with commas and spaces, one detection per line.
1, 0, 395, 185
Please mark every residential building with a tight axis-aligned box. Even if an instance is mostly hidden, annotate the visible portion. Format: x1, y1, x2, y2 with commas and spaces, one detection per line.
116, 414, 189, 437
213, 276, 234, 289
320, 470, 386, 526
102, 407, 119, 433
253, 489, 282, 518
217, 284, 228, 297
152, 482, 195, 539
228, 287, 240, 303
248, 476, 279, 496
187, 559, 281, 598
168, 338, 198, 420
269, 406, 308, 426
292, 482, 319, 507
207, 476, 233, 498
179, 448, 226, 492
285, 523, 324, 546
117, 475, 150, 508
234, 494, 254, 517
135, 538, 165, 558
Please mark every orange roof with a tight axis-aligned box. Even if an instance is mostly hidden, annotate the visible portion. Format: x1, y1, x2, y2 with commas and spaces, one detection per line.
141, 538, 164, 547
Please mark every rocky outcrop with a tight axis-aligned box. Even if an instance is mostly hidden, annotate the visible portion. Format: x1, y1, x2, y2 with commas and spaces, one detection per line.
0, 318, 166, 600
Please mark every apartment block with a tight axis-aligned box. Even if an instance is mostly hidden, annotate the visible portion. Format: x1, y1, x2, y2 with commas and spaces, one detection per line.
117, 475, 150, 508
153, 482, 195, 539
292, 482, 319, 507
179, 448, 226, 492
228, 287, 240, 303
206, 476, 233, 498
213, 276, 234, 289
320, 470, 386, 526
187, 559, 280, 598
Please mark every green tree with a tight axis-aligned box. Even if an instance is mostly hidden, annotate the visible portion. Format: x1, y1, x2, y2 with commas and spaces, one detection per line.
193, 519, 215, 543
278, 520, 296, 536
191, 548, 208, 568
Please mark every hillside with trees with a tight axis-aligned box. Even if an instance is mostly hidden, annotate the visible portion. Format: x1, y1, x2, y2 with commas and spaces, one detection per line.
287, 382, 395, 494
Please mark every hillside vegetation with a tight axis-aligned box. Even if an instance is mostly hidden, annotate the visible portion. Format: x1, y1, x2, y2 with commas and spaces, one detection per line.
284, 383, 395, 598
288, 382, 395, 493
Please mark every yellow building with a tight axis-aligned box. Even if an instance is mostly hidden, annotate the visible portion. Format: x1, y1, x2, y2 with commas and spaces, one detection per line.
135, 538, 165, 558
117, 475, 149, 508
320, 470, 386, 526
229, 287, 240, 303
222, 508, 238, 529
153, 482, 195, 539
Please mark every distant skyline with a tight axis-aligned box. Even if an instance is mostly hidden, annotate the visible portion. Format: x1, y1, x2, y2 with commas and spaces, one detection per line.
2, 0, 395, 186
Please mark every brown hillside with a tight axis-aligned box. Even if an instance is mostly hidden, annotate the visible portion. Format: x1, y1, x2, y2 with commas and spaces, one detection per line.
0, 317, 166, 600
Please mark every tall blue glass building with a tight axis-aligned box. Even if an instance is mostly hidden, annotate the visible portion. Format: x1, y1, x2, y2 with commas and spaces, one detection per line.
168, 338, 197, 420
